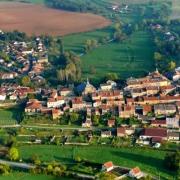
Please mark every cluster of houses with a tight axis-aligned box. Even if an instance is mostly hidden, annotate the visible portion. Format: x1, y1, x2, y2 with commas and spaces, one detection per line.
0, 38, 48, 82
0, 83, 36, 102
1, 70, 178, 146
102, 161, 144, 179
150, 23, 177, 42
109, 3, 130, 14
23, 70, 179, 145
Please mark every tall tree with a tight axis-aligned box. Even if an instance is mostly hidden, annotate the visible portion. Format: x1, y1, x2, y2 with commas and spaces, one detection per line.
8, 147, 19, 161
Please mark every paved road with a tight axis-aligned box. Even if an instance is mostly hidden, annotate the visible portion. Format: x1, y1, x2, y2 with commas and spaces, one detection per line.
0, 124, 115, 132
0, 159, 35, 169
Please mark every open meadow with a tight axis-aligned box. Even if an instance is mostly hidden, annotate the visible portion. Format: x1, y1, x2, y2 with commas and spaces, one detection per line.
0, 107, 23, 125
0, 2, 111, 36
0, 109, 17, 125
63, 27, 112, 54
19, 145, 177, 179
0, 172, 72, 180
81, 31, 155, 80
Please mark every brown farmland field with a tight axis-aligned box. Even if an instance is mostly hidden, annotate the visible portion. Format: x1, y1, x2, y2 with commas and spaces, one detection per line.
0, 2, 111, 36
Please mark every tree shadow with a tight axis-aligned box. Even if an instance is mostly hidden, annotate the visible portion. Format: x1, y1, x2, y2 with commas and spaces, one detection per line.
53, 155, 74, 164
111, 150, 176, 177
8, 107, 24, 124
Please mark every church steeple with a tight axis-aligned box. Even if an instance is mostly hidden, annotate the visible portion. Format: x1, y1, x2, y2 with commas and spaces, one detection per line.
86, 78, 90, 85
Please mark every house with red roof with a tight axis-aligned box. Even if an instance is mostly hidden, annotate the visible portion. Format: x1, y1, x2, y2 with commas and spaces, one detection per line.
117, 127, 126, 137
60, 87, 73, 97
47, 96, 65, 108
146, 86, 159, 96
126, 98, 134, 105
107, 119, 115, 127
129, 167, 144, 179
142, 105, 152, 115
25, 99, 43, 113
151, 120, 167, 127
117, 127, 135, 137
119, 105, 135, 118
71, 97, 86, 110
160, 85, 176, 95
52, 109, 64, 120
102, 161, 114, 172
140, 128, 167, 142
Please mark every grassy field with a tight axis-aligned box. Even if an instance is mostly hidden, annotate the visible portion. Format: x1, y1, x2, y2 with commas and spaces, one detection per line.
0, 107, 23, 125
0, 108, 17, 125
0, 172, 72, 180
19, 145, 177, 179
63, 27, 112, 54
81, 31, 155, 80
27, 0, 44, 4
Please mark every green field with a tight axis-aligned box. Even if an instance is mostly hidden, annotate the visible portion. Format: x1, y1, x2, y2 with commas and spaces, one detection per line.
0, 172, 72, 180
19, 145, 177, 179
81, 31, 155, 80
63, 27, 112, 54
0, 109, 17, 125
0, 107, 22, 125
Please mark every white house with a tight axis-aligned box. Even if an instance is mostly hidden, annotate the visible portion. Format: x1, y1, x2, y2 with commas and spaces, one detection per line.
168, 132, 179, 141
102, 161, 114, 172
47, 97, 65, 108
100, 80, 117, 91
0, 93, 6, 101
101, 131, 112, 138
60, 88, 73, 97
173, 68, 180, 82
129, 167, 144, 179
9, 93, 18, 100
1, 73, 18, 80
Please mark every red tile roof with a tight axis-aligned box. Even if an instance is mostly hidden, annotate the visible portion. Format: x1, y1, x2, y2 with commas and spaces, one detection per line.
26, 101, 42, 109
151, 120, 166, 125
117, 127, 125, 134
103, 161, 113, 168
142, 128, 167, 138
143, 105, 152, 112
108, 119, 115, 126
131, 167, 141, 175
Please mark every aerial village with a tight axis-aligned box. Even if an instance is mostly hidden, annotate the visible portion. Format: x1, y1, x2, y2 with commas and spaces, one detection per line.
0, 37, 179, 179
22, 69, 180, 143
0, 42, 179, 145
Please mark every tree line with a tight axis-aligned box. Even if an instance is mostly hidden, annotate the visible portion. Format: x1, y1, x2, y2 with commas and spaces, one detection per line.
45, 0, 107, 14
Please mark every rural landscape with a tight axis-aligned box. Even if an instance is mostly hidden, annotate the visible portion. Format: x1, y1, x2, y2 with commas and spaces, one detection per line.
0, 0, 179, 179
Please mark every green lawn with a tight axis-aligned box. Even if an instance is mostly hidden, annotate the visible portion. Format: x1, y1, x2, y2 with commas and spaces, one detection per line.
19, 145, 177, 179
81, 31, 155, 80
